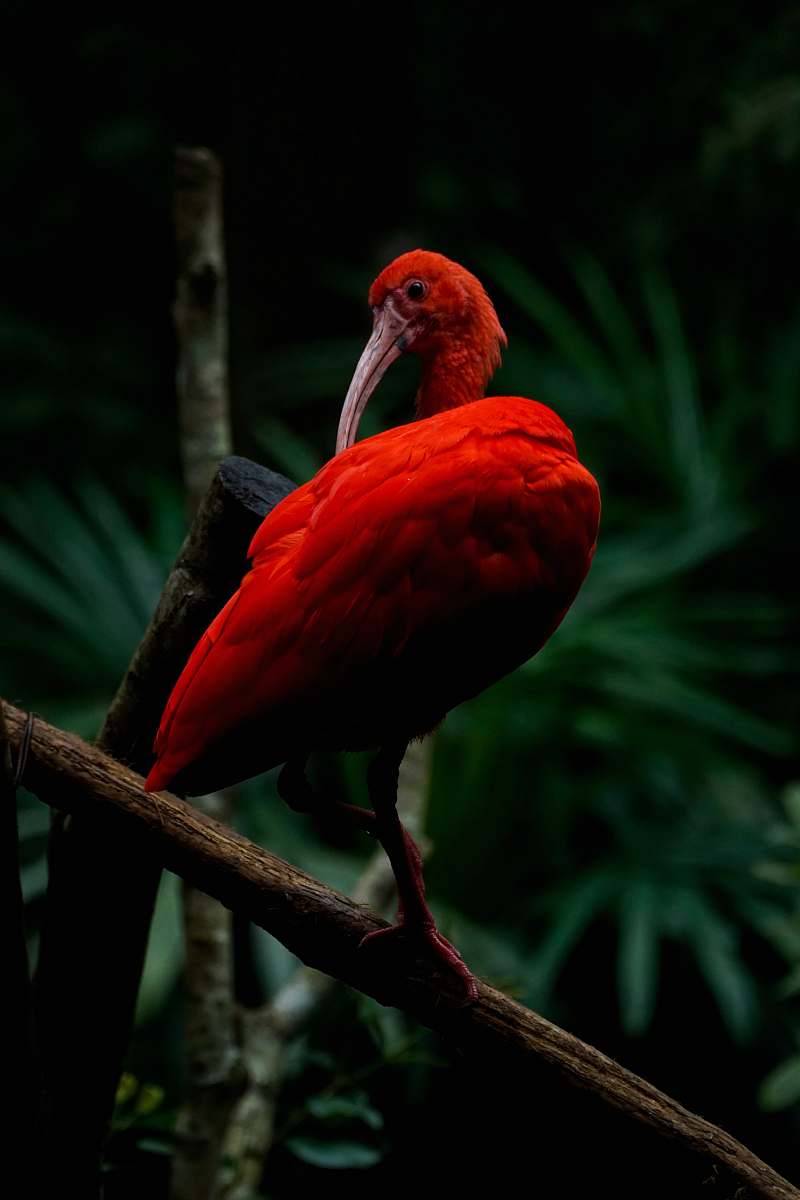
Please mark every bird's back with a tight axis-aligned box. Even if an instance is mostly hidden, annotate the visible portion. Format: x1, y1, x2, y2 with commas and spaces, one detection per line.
146, 396, 599, 795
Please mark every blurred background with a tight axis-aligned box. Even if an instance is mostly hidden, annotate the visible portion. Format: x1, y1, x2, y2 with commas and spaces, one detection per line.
4, 4, 799, 1196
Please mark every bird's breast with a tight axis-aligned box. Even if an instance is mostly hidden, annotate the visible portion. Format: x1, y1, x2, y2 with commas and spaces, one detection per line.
299, 408, 600, 745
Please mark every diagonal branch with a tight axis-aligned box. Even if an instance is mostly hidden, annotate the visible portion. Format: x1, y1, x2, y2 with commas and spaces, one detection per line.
4, 699, 797, 1200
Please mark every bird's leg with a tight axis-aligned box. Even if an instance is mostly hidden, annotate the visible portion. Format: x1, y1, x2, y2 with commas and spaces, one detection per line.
277, 756, 319, 815
277, 755, 377, 834
279, 750, 475, 1000
361, 739, 477, 1003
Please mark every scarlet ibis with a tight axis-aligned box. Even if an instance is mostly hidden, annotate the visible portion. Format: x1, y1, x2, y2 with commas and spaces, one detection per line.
145, 250, 600, 999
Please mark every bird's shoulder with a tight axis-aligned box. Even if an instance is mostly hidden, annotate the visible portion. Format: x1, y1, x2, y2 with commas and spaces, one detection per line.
248, 395, 598, 574
313, 394, 586, 500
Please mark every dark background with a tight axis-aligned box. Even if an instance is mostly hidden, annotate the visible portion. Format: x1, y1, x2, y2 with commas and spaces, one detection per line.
4, 5, 799, 1196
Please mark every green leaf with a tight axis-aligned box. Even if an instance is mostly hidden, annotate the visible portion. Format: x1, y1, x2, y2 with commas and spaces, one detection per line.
3, 479, 144, 650
569, 250, 648, 383
0, 477, 173, 686
783, 784, 800, 831
285, 1136, 382, 1169
643, 266, 713, 512
20, 855, 48, 902
683, 894, 758, 1041
134, 1083, 165, 1116
134, 1137, 174, 1157
0, 541, 92, 641
135, 872, 184, 1024
307, 1091, 384, 1131
735, 899, 800, 964
617, 875, 660, 1035
248, 337, 364, 403
254, 416, 323, 484
528, 870, 617, 1002
593, 671, 792, 755
576, 513, 750, 618
16, 803, 51, 841
758, 1055, 800, 1111
357, 996, 411, 1058
74, 477, 167, 626
115, 1072, 138, 1108
776, 966, 800, 1000
480, 248, 617, 390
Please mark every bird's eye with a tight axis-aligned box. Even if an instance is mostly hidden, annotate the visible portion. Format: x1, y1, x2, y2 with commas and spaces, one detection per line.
405, 279, 427, 301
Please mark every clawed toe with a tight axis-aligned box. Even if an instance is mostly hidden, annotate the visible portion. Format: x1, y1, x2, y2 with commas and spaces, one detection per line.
360, 921, 477, 1004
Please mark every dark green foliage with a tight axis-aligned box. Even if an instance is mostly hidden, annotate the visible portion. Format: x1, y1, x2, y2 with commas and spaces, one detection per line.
0, 478, 182, 734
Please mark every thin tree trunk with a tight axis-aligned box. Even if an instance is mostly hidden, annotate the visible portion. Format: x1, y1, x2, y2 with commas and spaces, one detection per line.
174, 147, 232, 515
170, 146, 245, 1200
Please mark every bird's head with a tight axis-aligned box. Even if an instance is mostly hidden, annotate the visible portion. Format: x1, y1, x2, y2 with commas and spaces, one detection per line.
337, 250, 507, 453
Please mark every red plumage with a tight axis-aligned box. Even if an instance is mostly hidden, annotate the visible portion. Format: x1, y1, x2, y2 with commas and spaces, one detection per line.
146, 395, 598, 794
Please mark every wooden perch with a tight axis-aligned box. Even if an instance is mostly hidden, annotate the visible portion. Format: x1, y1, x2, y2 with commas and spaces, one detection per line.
31, 456, 294, 1194
6, 701, 797, 1200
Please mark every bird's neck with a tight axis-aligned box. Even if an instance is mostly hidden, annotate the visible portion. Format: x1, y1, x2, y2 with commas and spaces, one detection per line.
415, 342, 494, 418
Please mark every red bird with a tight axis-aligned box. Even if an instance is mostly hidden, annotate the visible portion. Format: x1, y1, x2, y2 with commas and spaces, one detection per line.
146, 250, 600, 998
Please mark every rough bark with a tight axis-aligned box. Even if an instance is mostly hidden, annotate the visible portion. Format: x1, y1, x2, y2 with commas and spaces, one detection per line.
173, 800, 244, 1200
31, 457, 293, 1195
174, 146, 232, 514
6, 701, 797, 1200
171, 145, 243, 1200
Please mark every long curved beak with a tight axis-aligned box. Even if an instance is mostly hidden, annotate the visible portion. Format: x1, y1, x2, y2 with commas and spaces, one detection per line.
336, 301, 409, 454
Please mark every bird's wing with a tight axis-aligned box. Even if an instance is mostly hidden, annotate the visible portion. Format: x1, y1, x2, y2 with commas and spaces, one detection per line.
148, 484, 317, 784
292, 416, 599, 661
147, 405, 599, 789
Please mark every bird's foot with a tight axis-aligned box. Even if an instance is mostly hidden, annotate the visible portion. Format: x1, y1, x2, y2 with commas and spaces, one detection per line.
360, 920, 478, 1005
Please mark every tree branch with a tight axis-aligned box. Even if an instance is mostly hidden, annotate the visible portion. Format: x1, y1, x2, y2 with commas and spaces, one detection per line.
5, 700, 797, 1200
